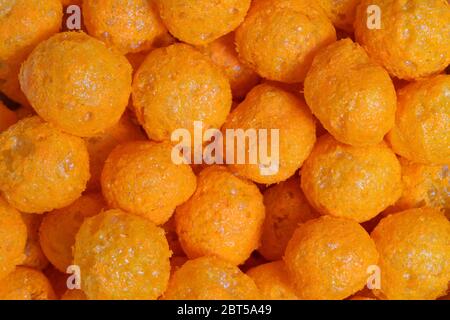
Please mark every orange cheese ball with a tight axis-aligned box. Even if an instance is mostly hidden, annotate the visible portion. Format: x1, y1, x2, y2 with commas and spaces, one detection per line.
20, 213, 49, 270
354, 0, 450, 80
304, 39, 397, 146
246, 261, 298, 300
301, 134, 402, 223
223, 84, 316, 184
83, 0, 167, 54
61, 289, 87, 300
19, 32, 132, 137
85, 111, 145, 192
43, 266, 69, 299
101, 141, 197, 225
163, 256, 261, 300
175, 166, 265, 265
198, 32, 260, 100
60, 0, 81, 5
0, 197, 26, 280
235, 0, 336, 83
284, 216, 379, 300
0, 101, 17, 132
259, 176, 319, 261
132, 43, 231, 141
387, 75, 450, 165
39, 193, 106, 272
0, 116, 90, 213
73, 209, 172, 300
315, 0, 360, 32
155, 0, 251, 45
371, 208, 450, 300
0, 267, 55, 300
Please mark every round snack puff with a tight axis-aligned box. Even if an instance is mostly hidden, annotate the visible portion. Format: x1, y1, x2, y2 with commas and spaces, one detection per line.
235, 0, 336, 83
155, 0, 251, 45
223, 84, 316, 184
354, 0, 450, 80
301, 134, 402, 223
0, 101, 17, 132
39, 193, 106, 272
246, 261, 298, 300
163, 256, 260, 300
315, 0, 360, 32
371, 208, 450, 300
101, 141, 197, 225
74, 209, 172, 300
20, 213, 48, 270
0, 116, 90, 213
304, 39, 397, 146
387, 75, 450, 165
0, 267, 55, 300
19, 32, 132, 137
259, 176, 319, 261
284, 216, 379, 300
132, 43, 231, 141
83, 0, 167, 54
176, 166, 265, 265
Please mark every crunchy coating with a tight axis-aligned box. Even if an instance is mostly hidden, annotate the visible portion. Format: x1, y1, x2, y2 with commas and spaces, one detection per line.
175, 166, 265, 265
0, 267, 55, 300
0, 116, 90, 213
315, 0, 360, 32
73, 209, 172, 300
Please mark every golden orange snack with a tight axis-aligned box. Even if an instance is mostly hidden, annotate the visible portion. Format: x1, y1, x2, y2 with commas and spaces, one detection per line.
132, 43, 231, 141
301, 134, 402, 222
61, 289, 87, 300
354, 0, 450, 80
223, 84, 316, 184
0, 116, 90, 213
83, 0, 167, 54
155, 0, 251, 45
176, 166, 265, 265
19, 32, 132, 137
60, 0, 81, 5
0, 101, 17, 132
20, 213, 49, 270
0, 197, 26, 280
43, 266, 69, 299
102, 141, 196, 225
315, 0, 360, 32
304, 39, 397, 146
198, 32, 260, 100
39, 193, 106, 272
85, 111, 145, 191
387, 75, 450, 165
0, 267, 55, 300
284, 216, 379, 300
74, 209, 172, 300
163, 256, 261, 300
235, 0, 336, 83
371, 208, 450, 300
246, 261, 298, 300
259, 176, 319, 261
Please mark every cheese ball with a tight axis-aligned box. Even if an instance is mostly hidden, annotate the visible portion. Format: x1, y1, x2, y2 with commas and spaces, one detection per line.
246, 261, 298, 300
19, 32, 132, 137
0, 116, 90, 213
315, 0, 360, 32
304, 39, 397, 146
354, 0, 450, 80
0, 197, 26, 280
85, 111, 145, 191
387, 75, 450, 165
0, 267, 55, 300
223, 84, 316, 184
235, 0, 336, 83
73, 209, 171, 300
39, 193, 106, 272
259, 176, 319, 261
371, 208, 450, 300
60, 0, 81, 5
284, 216, 379, 300
175, 166, 265, 265
163, 256, 260, 300
20, 213, 49, 270
0, 101, 17, 132
61, 289, 87, 300
101, 141, 197, 225
301, 134, 402, 223
198, 32, 260, 100
132, 43, 231, 141
155, 0, 251, 45
83, 0, 167, 54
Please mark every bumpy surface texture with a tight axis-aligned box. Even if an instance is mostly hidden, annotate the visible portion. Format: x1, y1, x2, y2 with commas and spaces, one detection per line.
0, 267, 55, 300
